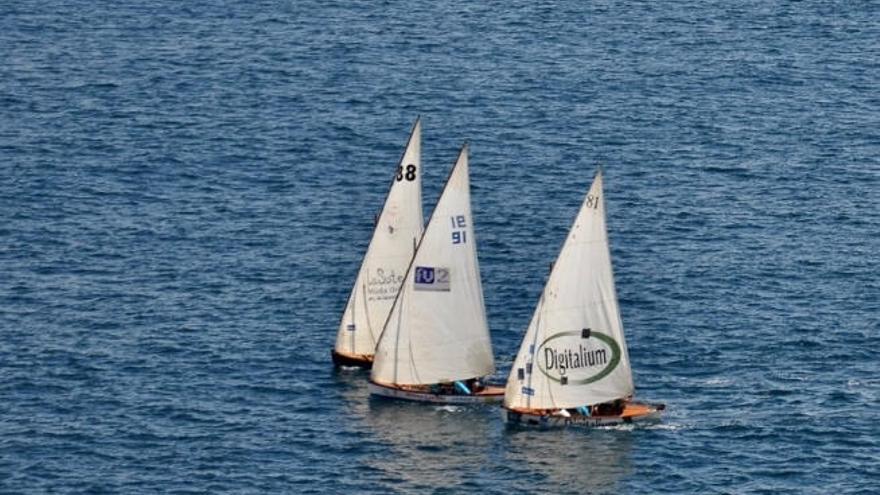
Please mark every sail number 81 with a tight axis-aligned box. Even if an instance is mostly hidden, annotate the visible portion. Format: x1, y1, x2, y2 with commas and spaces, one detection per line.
396, 164, 417, 182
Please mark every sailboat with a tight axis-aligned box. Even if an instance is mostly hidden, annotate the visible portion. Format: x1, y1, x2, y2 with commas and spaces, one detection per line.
332, 118, 424, 369
502, 170, 664, 426
369, 144, 505, 403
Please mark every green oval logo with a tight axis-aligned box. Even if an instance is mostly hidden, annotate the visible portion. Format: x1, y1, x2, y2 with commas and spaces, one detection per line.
536, 330, 621, 385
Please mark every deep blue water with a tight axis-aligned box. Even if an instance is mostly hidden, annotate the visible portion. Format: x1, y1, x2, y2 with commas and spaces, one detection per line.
2, 1, 879, 493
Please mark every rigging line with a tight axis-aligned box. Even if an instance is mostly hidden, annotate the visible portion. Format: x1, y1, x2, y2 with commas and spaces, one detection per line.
410, 334, 419, 385
349, 278, 358, 353
375, 116, 422, 229
362, 282, 374, 348
334, 117, 420, 350
599, 182, 632, 390
469, 222, 491, 374
374, 143, 468, 367
525, 291, 545, 411
392, 284, 404, 384
526, 175, 600, 410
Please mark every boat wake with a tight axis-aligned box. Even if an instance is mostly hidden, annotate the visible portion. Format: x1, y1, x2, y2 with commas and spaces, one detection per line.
594, 421, 683, 432
434, 405, 464, 414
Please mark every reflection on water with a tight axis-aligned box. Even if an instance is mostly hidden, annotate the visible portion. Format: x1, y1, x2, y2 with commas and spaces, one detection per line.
500, 426, 634, 494
333, 368, 373, 419
335, 371, 634, 493
364, 397, 498, 491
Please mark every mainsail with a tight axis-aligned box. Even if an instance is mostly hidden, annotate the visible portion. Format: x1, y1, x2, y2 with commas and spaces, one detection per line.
503, 171, 634, 410
371, 144, 495, 385
334, 119, 424, 359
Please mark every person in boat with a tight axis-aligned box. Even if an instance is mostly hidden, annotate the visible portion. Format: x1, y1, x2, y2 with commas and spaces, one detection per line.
569, 405, 592, 417
593, 399, 626, 416
594, 402, 611, 416
429, 381, 474, 395
430, 379, 482, 395
464, 377, 483, 393
441, 382, 456, 394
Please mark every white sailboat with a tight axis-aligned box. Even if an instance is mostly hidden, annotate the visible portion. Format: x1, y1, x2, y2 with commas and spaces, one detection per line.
369, 144, 504, 403
502, 170, 664, 426
332, 118, 424, 369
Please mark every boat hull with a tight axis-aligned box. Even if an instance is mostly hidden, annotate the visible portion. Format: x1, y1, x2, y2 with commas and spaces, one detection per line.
369, 380, 505, 404
503, 402, 664, 428
331, 350, 373, 369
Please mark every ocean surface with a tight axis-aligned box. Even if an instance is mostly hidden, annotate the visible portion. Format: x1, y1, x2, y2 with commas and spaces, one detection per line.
2, 1, 878, 493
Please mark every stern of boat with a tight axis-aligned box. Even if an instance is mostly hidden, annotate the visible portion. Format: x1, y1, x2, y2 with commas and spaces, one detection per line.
331, 350, 373, 369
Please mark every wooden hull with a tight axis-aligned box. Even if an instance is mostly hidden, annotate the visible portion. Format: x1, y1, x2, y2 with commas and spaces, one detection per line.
369, 380, 505, 404
503, 401, 664, 428
331, 350, 373, 369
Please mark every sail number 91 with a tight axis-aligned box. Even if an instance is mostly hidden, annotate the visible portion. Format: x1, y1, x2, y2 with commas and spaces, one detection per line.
396, 164, 417, 182
451, 215, 467, 244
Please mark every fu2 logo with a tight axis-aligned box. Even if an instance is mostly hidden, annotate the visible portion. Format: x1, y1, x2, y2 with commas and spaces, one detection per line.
396, 164, 417, 182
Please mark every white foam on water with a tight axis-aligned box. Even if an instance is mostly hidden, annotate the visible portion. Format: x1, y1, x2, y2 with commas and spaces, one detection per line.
435, 405, 463, 413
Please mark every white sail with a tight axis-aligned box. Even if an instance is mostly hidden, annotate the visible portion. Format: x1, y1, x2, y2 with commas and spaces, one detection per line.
371, 144, 495, 385
504, 171, 634, 410
334, 119, 424, 358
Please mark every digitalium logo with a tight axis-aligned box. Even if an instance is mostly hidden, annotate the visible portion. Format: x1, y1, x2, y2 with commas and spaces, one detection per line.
537, 329, 621, 385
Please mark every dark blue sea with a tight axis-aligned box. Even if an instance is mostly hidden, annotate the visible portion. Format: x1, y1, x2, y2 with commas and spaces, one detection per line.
2, 1, 878, 493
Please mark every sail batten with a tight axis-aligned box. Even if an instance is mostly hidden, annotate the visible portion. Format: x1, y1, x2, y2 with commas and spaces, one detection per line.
504, 171, 634, 410
334, 119, 424, 359
372, 145, 495, 386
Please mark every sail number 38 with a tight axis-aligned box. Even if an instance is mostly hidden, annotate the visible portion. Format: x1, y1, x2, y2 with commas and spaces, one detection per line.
396, 164, 417, 182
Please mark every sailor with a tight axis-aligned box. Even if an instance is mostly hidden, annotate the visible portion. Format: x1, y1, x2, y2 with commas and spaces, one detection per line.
469, 378, 481, 392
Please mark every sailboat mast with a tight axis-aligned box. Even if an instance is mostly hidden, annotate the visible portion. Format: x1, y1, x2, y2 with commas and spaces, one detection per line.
333, 117, 423, 363
373, 142, 470, 351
